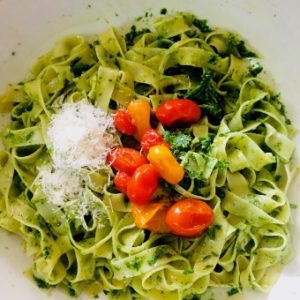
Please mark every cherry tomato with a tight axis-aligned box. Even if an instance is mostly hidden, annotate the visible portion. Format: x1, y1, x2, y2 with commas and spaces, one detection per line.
156, 99, 201, 127
131, 202, 171, 233
147, 145, 184, 185
127, 99, 151, 141
165, 199, 214, 237
140, 128, 170, 153
107, 147, 147, 174
127, 164, 159, 204
114, 172, 131, 194
114, 110, 136, 135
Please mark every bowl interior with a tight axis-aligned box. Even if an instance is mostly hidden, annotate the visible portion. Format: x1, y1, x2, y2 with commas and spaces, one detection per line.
0, 1, 299, 299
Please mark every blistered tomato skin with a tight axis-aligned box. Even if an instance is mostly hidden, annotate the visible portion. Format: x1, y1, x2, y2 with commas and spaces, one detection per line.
140, 128, 170, 153
127, 164, 159, 204
114, 110, 136, 135
114, 172, 131, 194
147, 145, 184, 185
165, 199, 214, 237
107, 147, 148, 174
156, 99, 201, 127
127, 99, 151, 141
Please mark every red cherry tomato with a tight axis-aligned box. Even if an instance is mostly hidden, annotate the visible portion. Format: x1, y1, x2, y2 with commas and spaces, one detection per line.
127, 164, 159, 204
165, 199, 214, 237
156, 99, 201, 127
114, 172, 131, 194
114, 110, 136, 135
107, 148, 147, 174
140, 128, 170, 153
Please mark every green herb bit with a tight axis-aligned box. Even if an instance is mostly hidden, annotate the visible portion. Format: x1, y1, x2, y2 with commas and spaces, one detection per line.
183, 295, 201, 300
186, 70, 224, 122
290, 203, 298, 209
125, 25, 150, 47
160, 8, 168, 15
126, 256, 143, 270
226, 33, 257, 58
183, 268, 194, 275
148, 248, 165, 265
248, 62, 263, 77
69, 287, 77, 297
208, 54, 218, 64
185, 169, 204, 180
43, 246, 52, 259
275, 175, 281, 182
216, 160, 229, 170
227, 287, 241, 296
206, 224, 222, 240
70, 57, 91, 77
198, 136, 213, 154
192, 18, 212, 33
33, 276, 51, 289
216, 188, 225, 199
163, 130, 192, 157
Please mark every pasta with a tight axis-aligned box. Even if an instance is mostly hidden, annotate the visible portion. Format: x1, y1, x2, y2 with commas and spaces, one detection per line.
0, 12, 296, 299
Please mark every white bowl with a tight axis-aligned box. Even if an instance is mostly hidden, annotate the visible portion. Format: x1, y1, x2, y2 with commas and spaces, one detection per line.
0, 1, 299, 299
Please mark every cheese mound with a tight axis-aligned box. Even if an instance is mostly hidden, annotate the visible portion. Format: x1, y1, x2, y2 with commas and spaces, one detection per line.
47, 100, 116, 169
37, 100, 116, 206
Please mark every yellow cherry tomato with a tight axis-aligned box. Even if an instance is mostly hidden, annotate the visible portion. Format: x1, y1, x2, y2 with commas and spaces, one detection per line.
147, 145, 184, 185
131, 202, 171, 233
127, 99, 151, 141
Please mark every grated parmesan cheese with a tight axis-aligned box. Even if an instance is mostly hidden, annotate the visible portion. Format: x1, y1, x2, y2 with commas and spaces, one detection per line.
47, 100, 116, 169
37, 100, 117, 206
36, 165, 87, 206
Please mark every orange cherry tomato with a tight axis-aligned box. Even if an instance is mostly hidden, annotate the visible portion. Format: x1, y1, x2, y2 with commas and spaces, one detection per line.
147, 145, 184, 185
127, 99, 151, 141
165, 199, 214, 237
114, 171, 131, 194
107, 147, 147, 174
156, 99, 201, 127
131, 202, 171, 233
114, 110, 136, 135
140, 128, 170, 153
127, 164, 159, 204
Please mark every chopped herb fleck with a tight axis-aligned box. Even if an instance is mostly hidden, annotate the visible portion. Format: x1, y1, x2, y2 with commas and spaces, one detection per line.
125, 25, 150, 47
275, 175, 281, 182
248, 62, 263, 77
206, 224, 222, 239
33, 276, 51, 289
227, 287, 240, 296
226, 33, 257, 58
208, 54, 218, 64
148, 248, 165, 265
43, 246, 52, 259
70, 57, 91, 77
192, 18, 212, 33
160, 8, 168, 15
164, 130, 192, 158
69, 287, 77, 297
183, 268, 194, 275
186, 70, 224, 123
198, 136, 213, 154
216, 160, 229, 170
126, 256, 143, 270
